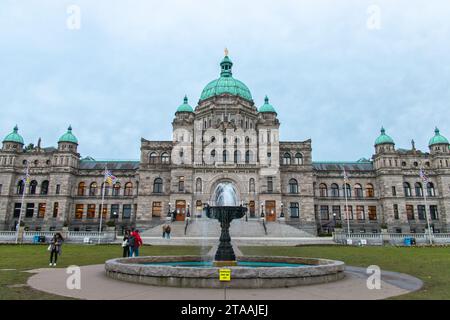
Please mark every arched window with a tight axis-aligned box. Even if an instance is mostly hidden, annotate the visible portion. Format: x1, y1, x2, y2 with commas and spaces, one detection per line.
17, 180, 25, 195
78, 182, 86, 196
234, 150, 241, 163
89, 182, 98, 196
427, 182, 435, 197
149, 152, 158, 164
195, 178, 202, 193
112, 182, 121, 196
153, 178, 163, 193
40, 180, 49, 195
29, 180, 38, 195
415, 182, 423, 197
211, 150, 216, 161
249, 178, 255, 192
223, 150, 228, 163
343, 183, 352, 198
283, 153, 291, 165
289, 178, 298, 194
124, 182, 133, 196
331, 183, 339, 197
403, 182, 411, 197
319, 183, 328, 197
365, 184, 374, 198
101, 182, 111, 196
294, 153, 303, 165
161, 153, 170, 164
354, 184, 363, 198
245, 150, 252, 164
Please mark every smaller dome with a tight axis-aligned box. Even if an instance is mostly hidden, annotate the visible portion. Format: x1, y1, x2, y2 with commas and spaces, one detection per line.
3, 125, 24, 144
58, 125, 78, 144
176, 95, 194, 113
374, 127, 394, 145
429, 127, 449, 146
259, 96, 277, 113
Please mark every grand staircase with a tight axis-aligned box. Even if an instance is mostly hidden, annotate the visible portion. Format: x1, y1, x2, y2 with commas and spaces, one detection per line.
140, 218, 314, 238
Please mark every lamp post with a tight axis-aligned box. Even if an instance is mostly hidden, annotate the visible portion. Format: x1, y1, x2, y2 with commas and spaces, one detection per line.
260, 202, 265, 217
187, 202, 191, 218
333, 212, 337, 233
280, 203, 285, 218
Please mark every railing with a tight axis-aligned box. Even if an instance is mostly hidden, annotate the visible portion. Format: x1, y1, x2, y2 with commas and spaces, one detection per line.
333, 231, 450, 245
0, 231, 116, 244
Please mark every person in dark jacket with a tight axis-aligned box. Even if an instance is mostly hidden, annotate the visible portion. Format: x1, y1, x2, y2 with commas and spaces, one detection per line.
49, 233, 63, 267
122, 230, 130, 257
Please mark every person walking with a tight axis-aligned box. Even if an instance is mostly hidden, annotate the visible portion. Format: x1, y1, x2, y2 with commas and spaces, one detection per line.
122, 230, 130, 258
49, 233, 63, 267
129, 229, 143, 257
162, 224, 167, 238
165, 224, 171, 239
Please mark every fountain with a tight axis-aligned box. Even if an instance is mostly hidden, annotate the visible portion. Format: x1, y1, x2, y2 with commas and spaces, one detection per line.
104, 181, 346, 288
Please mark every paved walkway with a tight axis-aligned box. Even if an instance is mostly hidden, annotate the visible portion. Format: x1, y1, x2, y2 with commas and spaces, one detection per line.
27, 265, 422, 300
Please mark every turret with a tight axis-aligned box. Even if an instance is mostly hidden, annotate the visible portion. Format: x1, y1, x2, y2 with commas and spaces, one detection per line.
2, 125, 24, 151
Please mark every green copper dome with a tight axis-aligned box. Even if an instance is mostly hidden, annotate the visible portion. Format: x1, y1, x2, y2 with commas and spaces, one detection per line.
429, 127, 449, 146
199, 55, 253, 102
259, 96, 277, 113
58, 125, 78, 144
374, 127, 394, 145
176, 95, 194, 113
3, 125, 24, 144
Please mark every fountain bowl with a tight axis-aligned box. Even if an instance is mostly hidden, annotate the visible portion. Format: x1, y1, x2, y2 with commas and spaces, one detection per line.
105, 255, 345, 288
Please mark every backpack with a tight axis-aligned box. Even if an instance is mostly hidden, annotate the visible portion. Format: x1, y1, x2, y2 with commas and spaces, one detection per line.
129, 235, 136, 247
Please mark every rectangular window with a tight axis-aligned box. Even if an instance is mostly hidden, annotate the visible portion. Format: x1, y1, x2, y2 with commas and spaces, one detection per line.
98, 204, 107, 219
392, 186, 397, 196
152, 202, 162, 217
38, 203, 46, 218
110, 204, 120, 219
56, 184, 61, 195
290, 202, 299, 218
430, 205, 439, 220
87, 204, 95, 219
368, 206, 377, 221
123, 204, 132, 219
343, 205, 353, 220
393, 204, 399, 220
356, 205, 365, 220
418, 205, 426, 220
14, 203, 21, 218
75, 204, 83, 219
406, 205, 414, 220
25, 203, 34, 218
267, 177, 273, 193
178, 177, 185, 192
53, 202, 59, 218
332, 206, 341, 220
320, 205, 329, 220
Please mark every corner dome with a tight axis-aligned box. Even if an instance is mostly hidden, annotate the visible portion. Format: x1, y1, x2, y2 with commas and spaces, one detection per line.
3, 125, 24, 144
199, 55, 253, 102
259, 96, 277, 113
58, 125, 78, 144
429, 127, 449, 146
176, 95, 194, 113
374, 127, 394, 146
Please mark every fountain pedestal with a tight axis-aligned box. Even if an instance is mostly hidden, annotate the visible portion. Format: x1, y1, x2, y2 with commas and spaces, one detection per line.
205, 205, 247, 266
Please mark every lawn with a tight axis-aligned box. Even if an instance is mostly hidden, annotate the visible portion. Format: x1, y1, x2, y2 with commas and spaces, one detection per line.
0, 244, 207, 300
240, 245, 450, 300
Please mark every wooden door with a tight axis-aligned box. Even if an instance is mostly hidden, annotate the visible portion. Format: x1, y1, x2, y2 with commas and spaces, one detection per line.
175, 200, 186, 221
249, 201, 255, 217
265, 200, 276, 222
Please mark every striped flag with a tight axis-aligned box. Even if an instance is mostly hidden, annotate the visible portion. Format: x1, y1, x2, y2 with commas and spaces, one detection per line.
104, 169, 118, 185
419, 168, 429, 183
21, 166, 30, 184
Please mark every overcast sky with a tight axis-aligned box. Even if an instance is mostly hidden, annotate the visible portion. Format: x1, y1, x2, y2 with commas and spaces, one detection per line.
1, 0, 449, 161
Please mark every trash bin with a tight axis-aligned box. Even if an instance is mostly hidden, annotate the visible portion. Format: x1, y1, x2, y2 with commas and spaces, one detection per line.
411, 238, 416, 245
33, 235, 40, 244
39, 236, 46, 243
403, 237, 412, 246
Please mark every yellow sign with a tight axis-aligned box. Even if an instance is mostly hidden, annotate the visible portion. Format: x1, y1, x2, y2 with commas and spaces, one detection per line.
219, 269, 231, 281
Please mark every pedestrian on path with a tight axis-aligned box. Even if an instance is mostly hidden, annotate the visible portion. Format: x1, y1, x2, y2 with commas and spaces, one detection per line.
162, 224, 167, 238
129, 229, 143, 257
49, 233, 63, 267
122, 230, 130, 258
165, 224, 171, 239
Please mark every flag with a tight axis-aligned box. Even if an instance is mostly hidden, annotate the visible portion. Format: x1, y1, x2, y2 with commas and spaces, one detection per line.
419, 168, 429, 183
104, 169, 117, 185
21, 166, 30, 184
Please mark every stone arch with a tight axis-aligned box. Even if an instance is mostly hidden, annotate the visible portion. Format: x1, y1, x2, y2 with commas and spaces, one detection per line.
205, 173, 246, 204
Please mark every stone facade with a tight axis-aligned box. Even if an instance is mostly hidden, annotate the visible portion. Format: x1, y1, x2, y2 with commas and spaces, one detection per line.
1, 56, 449, 235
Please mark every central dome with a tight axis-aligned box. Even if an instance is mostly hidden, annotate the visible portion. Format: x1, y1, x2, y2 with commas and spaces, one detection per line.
200, 55, 253, 102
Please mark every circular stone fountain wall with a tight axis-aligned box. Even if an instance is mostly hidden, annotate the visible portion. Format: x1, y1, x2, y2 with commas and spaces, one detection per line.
105, 256, 345, 288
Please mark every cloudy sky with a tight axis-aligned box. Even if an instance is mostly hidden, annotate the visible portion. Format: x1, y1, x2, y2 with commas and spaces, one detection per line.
0, 0, 449, 161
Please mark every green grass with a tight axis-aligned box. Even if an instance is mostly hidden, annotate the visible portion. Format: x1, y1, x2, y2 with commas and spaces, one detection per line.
0, 244, 207, 300
240, 245, 450, 300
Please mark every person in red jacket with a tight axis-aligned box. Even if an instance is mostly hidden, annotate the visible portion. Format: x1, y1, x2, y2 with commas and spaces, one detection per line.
129, 229, 143, 257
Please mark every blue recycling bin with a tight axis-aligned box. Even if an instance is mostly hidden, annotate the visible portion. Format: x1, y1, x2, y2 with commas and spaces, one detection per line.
33, 235, 40, 244
403, 237, 412, 246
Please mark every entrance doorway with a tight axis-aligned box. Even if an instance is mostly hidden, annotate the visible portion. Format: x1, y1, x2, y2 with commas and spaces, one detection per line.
175, 200, 186, 221
249, 201, 255, 218
265, 200, 276, 222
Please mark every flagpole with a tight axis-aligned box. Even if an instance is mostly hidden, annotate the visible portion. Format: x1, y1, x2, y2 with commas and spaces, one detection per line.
98, 166, 107, 244
421, 168, 433, 245
15, 164, 29, 244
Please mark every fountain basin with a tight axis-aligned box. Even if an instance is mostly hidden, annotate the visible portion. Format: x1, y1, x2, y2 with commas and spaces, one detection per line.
105, 256, 345, 288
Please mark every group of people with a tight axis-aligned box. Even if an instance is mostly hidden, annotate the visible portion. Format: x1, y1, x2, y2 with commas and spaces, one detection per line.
162, 224, 171, 239
121, 228, 143, 257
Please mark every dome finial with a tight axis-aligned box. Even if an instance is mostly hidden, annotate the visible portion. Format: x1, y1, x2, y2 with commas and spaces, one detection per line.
435, 127, 440, 135
183, 95, 188, 104
68, 125, 72, 132
224, 48, 229, 57
380, 126, 385, 134
13, 125, 18, 133
265, 95, 269, 104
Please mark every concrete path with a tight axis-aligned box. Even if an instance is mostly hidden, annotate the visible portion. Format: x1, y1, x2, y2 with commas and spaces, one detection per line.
27, 265, 422, 300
